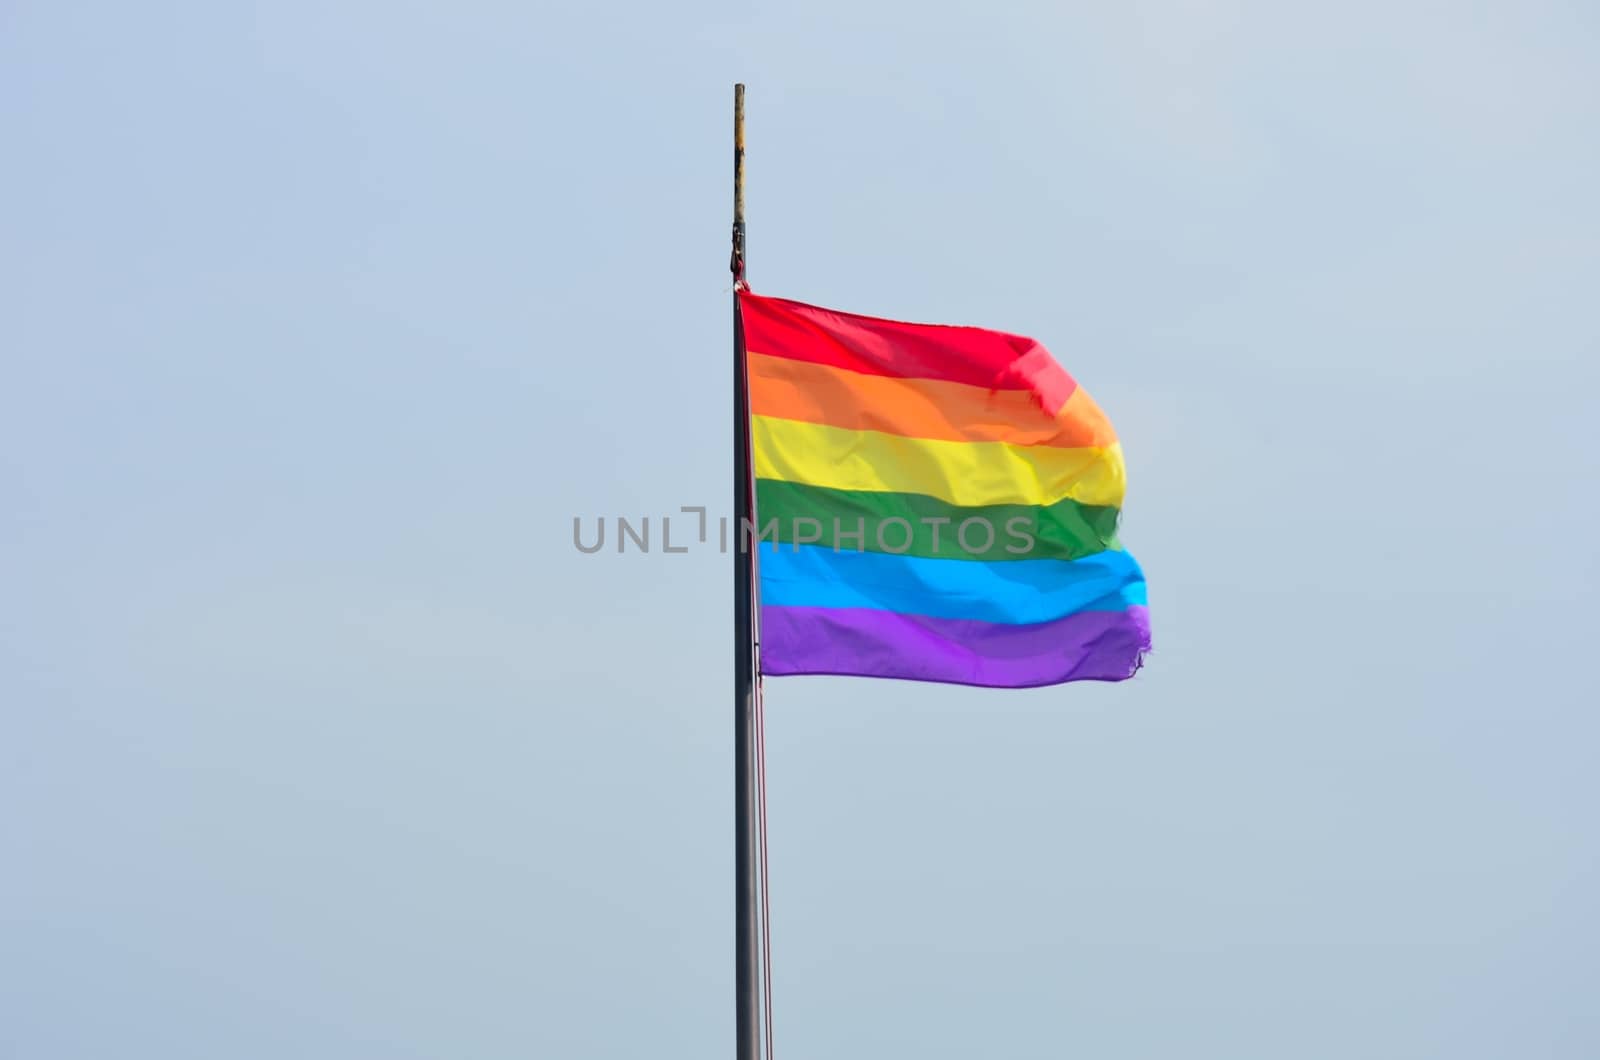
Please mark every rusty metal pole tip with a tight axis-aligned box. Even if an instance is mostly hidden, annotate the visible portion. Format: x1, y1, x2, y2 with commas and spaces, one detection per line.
732, 84, 746, 287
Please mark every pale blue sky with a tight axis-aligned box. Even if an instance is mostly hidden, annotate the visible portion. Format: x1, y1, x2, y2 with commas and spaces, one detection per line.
4, 2, 1598, 1057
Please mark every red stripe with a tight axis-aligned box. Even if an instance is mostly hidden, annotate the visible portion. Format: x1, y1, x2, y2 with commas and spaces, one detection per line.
738, 291, 1077, 415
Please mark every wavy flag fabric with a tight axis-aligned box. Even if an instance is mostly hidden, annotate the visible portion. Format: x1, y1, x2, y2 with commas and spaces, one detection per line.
740, 291, 1150, 688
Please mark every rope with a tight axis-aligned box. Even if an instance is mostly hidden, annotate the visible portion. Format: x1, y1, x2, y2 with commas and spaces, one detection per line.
739, 281, 773, 1060
755, 672, 775, 1060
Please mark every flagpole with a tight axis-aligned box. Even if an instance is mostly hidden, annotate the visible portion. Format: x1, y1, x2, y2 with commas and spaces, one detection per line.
731, 82, 759, 1060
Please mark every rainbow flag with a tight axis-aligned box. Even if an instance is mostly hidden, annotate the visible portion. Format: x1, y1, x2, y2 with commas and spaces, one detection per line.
741, 291, 1150, 689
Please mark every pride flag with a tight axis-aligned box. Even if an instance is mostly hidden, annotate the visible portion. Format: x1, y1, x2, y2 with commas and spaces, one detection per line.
741, 291, 1150, 688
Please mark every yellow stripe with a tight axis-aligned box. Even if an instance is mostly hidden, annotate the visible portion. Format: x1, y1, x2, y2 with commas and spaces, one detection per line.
751, 416, 1125, 508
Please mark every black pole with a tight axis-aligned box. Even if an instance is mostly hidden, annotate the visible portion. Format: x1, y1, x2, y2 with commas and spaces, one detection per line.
731, 83, 759, 1060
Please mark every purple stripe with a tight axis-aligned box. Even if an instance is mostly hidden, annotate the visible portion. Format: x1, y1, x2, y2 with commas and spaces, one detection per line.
760, 605, 1150, 689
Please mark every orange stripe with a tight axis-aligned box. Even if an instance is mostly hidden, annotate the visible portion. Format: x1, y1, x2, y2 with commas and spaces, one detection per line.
747, 351, 1116, 449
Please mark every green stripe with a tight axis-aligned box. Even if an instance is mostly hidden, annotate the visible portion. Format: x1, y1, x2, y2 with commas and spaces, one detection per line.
754, 479, 1120, 562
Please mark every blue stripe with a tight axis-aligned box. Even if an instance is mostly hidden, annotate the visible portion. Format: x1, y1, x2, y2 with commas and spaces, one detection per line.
758, 544, 1146, 625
